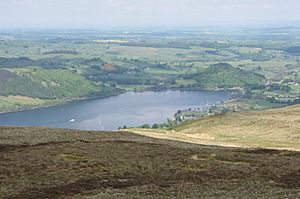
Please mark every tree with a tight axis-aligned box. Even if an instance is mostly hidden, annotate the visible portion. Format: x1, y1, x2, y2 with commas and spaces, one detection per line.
152, 124, 159, 129
141, 124, 150, 129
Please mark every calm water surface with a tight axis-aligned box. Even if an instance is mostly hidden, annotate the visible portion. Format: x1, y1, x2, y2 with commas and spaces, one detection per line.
0, 91, 229, 130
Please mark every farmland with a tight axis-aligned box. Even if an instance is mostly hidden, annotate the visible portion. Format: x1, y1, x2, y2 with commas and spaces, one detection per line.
0, 27, 300, 114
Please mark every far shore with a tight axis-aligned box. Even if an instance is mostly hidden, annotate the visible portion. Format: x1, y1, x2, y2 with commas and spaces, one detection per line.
0, 91, 125, 115
0, 87, 238, 115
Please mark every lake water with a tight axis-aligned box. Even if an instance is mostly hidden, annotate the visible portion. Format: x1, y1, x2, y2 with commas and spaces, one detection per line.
0, 91, 229, 131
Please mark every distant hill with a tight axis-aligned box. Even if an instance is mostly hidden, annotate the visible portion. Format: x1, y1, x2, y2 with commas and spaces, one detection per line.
195, 63, 266, 89
284, 46, 300, 55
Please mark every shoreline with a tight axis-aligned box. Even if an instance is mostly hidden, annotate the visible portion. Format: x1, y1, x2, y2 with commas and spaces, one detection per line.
0, 88, 237, 115
0, 91, 125, 115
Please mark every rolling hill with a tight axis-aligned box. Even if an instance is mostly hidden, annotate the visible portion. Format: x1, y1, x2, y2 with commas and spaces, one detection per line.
195, 63, 266, 89
129, 104, 300, 151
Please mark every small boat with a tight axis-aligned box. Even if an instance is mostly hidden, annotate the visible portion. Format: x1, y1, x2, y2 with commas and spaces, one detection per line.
69, 119, 75, 122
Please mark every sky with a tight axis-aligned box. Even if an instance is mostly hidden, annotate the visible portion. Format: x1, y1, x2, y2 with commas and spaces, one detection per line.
0, 0, 300, 28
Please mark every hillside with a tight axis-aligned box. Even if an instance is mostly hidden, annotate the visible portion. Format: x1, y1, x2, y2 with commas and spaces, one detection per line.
0, 127, 300, 198
129, 104, 300, 151
0, 68, 120, 112
195, 63, 266, 89
0, 68, 118, 99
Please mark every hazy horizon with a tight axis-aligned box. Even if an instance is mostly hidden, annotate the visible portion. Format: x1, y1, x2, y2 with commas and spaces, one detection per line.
0, 0, 300, 29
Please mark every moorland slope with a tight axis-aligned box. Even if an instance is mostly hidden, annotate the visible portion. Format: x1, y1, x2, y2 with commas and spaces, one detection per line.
0, 127, 299, 198
129, 104, 300, 151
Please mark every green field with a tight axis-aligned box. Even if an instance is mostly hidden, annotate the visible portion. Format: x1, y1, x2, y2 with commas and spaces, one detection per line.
0, 95, 59, 113
223, 98, 286, 111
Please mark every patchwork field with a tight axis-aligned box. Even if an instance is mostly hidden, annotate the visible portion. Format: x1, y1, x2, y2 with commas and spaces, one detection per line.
1, 28, 300, 113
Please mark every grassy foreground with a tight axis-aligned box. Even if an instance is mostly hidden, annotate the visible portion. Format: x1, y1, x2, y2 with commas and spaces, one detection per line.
129, 104, 300, 151
0, 127, 300, 198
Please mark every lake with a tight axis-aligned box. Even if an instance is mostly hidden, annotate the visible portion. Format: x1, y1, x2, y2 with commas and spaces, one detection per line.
0, 91, 230, 130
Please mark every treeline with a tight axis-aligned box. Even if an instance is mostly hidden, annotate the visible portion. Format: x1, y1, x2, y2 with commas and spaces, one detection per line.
0, 57, 66, 69
42, 50, 79, 55
0, 56, 108, 70
86, 70, 162, 85
121, 42, 191, 49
